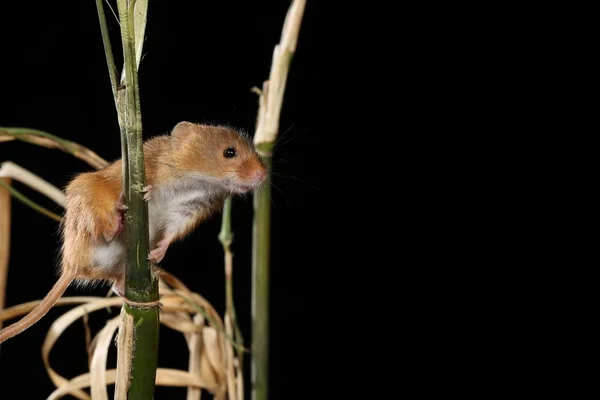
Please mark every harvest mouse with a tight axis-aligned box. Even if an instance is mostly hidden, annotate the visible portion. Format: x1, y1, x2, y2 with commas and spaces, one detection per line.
0, 121, 267, 343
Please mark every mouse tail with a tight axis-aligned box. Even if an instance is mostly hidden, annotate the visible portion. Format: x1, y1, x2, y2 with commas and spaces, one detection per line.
0, 272, 73, 344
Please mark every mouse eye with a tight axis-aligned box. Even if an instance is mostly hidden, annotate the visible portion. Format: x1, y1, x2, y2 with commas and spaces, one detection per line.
223, 147, 237, 158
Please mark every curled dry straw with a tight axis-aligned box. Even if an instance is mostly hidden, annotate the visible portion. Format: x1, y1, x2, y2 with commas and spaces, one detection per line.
0, 271, 238, 400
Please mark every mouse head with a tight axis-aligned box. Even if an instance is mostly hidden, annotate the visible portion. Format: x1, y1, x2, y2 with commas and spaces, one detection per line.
170, 121, 267, 193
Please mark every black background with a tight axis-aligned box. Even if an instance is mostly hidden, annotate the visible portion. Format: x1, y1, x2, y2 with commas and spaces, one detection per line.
0, 1, 349, 398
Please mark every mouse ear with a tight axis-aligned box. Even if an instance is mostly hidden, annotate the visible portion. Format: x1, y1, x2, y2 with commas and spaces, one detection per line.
171, 121, 197, 139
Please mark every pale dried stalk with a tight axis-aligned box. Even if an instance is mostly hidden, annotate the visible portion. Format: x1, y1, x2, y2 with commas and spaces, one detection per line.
253, 0, 306, 148
114, 308, 134, 400
90, 316, 121, 400
225, 315, 237, 400
0, 128, 108, 170
224, 250, 240, 400
187, 313, 205, 400
0, 161, 66, 206
83, 312, 93, 368
0, 177, 10, 330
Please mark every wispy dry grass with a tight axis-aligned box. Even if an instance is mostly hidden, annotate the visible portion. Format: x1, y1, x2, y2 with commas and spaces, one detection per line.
0, 270, 238, 399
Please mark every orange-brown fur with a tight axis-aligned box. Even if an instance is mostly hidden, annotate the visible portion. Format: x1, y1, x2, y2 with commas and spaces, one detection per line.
0, 122, 266, 344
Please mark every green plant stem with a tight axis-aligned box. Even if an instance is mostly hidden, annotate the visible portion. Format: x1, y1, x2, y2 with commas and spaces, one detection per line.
95, 0, 119, 100
115, 0, 158, 398
0, 180, 61, 222
218, 197, 246, 355
95, 0, 128, 171
252, 156, 272, 400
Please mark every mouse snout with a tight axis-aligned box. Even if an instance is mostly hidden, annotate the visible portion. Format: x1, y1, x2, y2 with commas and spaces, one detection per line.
249, 167, 267, 187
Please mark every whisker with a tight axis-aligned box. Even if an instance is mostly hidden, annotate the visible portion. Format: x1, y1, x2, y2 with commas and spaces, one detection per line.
273, 125, 296, 150
268, 181, 292, 208
105, 0, 120, 25
271, 172, 321, 192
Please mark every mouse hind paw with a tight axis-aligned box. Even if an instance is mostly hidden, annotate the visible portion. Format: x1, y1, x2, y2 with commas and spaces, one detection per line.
148, 238, 170, 264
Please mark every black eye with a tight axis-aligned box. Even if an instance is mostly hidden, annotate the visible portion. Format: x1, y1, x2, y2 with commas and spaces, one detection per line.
223, 147, 237, 158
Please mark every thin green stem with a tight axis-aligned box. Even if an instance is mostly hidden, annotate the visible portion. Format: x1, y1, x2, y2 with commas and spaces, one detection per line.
218, 197, 246, 354
0, 180, 61, 223
95, 0, 119, 100
95, 0, 128, 169
219, 197, 234, 248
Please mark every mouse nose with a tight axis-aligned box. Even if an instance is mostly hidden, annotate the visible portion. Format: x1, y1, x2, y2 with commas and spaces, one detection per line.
251, 168, 267, 186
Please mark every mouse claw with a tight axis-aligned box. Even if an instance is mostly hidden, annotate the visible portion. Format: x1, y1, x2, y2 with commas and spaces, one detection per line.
148, 238, 169, 264
116, 191, 128, 210
142, 185, 153, 201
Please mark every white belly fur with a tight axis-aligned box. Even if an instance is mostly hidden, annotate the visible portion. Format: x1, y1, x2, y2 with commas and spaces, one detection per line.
91, 178, 214, 270
147, 179, 215, 244
92, 239, 125, 271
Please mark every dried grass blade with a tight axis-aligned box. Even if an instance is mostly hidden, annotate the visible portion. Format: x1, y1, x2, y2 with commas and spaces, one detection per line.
187, 313, 205, 400
0, 177, 10, 330
90, 316, 121, 400
0, 162, 65, 206
0, 296, 121, 323
114, 307, 134, 400
225, 315, 237, 400
42, 298, 124, 399
47, 368, 211, 400
160, 312, 202, 334
0, 128, 108, 170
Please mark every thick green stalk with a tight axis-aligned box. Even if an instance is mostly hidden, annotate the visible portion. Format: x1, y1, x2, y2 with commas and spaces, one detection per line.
251, 157, 272, 400
115, 0, 158, 398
